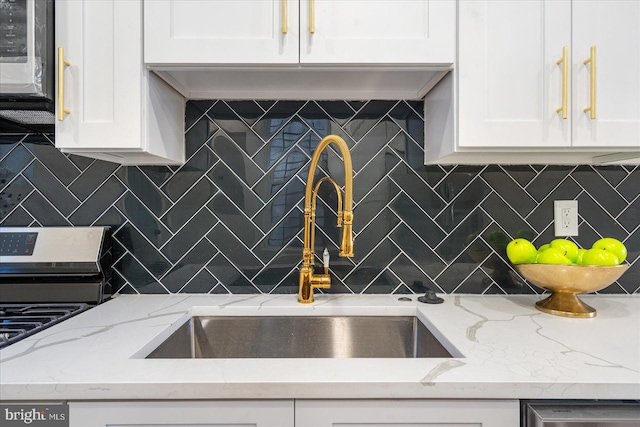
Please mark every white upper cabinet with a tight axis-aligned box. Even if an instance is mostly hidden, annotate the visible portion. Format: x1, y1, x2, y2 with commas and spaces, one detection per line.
443, 0, 640, 164
144, 0, 299, 65
572, 0, 640, 148
56, 0, 185, 165
144, 0, 455, 65
457, 0, 571, 149
143, 0, 454, 99
299, 0, 455, 64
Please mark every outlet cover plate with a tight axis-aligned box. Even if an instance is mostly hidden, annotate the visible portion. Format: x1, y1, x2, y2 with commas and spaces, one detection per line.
554, 200, 578, 236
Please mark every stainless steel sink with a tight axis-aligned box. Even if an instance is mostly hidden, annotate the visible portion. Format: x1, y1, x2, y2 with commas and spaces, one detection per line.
146, 316, 453, 359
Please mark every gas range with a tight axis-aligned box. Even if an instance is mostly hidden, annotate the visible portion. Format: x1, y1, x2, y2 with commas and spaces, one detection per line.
0, 227, 112, 349
0, 303, 90, 348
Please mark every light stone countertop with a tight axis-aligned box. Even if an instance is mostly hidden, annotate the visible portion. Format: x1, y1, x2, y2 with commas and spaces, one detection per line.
1, 294, 639, 401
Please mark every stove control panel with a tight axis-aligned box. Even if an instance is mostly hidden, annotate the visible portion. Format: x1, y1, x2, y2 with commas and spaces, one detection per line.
0, 232, 38, 256
0, 227, 105, 263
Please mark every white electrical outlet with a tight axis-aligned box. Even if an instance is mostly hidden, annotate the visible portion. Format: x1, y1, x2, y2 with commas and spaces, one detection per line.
554, 200, 578, 236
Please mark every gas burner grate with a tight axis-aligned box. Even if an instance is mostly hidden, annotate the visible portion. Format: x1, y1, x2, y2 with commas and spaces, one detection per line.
0, 303, 90, 349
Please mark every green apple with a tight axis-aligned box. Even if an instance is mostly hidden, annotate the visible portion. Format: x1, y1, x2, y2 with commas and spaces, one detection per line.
536, 247, 573, 265
549, 238, 580, 263
576, 248, 587, 265
537, 243, 550, 253
592, 238, 627, 263
506, 238, 538, 264
581, 248, 620, 266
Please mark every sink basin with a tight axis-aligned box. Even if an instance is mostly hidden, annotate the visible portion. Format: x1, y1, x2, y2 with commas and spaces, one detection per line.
146, 316, 453, 359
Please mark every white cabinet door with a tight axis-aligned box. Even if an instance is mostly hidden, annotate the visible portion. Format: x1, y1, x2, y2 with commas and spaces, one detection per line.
458, 0, 572, 148
55, 0, 185, 165
295, 399, 520, 427
572, 0, 640, 148
144, 0, 299, 64
69, 401, 294, 427
299, 0, 455, 64
55, 0, 143, 151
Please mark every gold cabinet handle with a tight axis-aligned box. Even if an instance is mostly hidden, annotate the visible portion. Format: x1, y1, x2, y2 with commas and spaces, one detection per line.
556, 46, 569, 119
583, 46, 596, 119
57, 47, 71, 121
282, 0, 288, 34
310, 0, 315, 34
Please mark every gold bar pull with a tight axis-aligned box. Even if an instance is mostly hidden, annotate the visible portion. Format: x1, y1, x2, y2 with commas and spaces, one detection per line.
310, 0, 315, 34
282, 0, 288, 34
583, 46, 596, 119
57, 47, 71, 121
556, 46, 568, 119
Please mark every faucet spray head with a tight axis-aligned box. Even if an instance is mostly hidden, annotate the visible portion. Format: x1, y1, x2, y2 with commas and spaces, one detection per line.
339, 223, 354, 258
339, 210, 354, 257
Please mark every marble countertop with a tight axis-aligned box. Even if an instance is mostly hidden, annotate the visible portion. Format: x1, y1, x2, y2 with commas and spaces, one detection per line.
1, 294, 639, 401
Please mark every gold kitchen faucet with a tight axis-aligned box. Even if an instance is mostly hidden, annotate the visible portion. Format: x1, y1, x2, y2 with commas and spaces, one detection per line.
298, 135, 354, 304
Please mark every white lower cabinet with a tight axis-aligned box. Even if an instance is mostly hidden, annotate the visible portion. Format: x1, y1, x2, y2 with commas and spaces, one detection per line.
69, 399, 518, 427
295, 399, 519, 427
68, 400, 294, 427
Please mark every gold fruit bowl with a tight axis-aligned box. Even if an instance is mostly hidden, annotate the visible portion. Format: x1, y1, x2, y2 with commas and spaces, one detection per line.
514, 263, 629, 318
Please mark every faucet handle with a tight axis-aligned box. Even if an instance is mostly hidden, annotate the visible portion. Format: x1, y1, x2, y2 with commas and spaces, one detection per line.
323, 248, 330, 274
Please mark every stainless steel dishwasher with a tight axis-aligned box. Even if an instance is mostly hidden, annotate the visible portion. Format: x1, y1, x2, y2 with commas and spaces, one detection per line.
524, 402, 640, 427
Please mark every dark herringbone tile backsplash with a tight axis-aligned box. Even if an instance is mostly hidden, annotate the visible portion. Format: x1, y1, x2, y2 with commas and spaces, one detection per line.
1, 100, 639, 295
